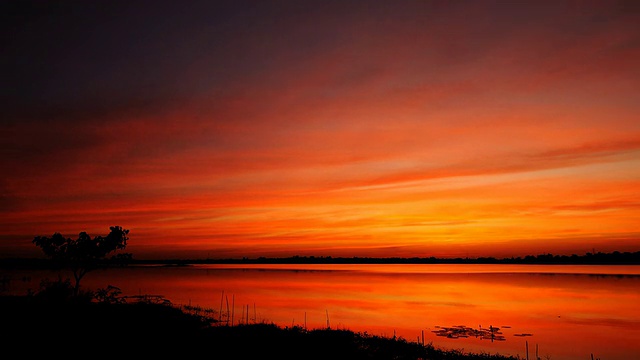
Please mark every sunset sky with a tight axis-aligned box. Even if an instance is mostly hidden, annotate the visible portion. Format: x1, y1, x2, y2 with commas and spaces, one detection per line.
2, 0, 639, 260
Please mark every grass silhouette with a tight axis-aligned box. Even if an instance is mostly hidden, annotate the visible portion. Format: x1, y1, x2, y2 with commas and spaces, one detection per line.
1, 292, 520, 359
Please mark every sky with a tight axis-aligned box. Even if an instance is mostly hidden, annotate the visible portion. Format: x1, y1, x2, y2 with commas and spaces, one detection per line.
2, 0, 639, 260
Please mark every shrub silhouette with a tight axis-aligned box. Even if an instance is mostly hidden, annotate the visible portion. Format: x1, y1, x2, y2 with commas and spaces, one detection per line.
32, 225, 130, 296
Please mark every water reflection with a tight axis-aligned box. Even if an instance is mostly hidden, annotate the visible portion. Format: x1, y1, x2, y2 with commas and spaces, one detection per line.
2, 264, 639, 360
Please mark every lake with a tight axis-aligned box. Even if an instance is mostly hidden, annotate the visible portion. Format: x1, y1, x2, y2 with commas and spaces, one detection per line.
3, 264, 639, 360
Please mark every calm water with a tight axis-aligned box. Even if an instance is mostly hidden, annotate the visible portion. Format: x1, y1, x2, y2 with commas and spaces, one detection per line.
3, 264, 640, 360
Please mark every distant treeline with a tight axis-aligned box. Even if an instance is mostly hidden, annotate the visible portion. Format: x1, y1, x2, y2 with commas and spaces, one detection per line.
149, 250, 640, 265
2, 250, 640, 268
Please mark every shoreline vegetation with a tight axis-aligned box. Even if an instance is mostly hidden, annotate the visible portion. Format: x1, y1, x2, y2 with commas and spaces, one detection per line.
0, 292, 523, 359
2, 250, 639, 268
0, 241, 628, 360
1, 252, 622, 359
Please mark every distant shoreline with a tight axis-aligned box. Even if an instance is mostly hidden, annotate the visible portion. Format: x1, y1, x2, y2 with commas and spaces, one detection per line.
2, 250, 639, 268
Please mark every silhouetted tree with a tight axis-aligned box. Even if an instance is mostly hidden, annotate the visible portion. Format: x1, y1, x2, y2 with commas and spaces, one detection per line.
32, 226, 130, 296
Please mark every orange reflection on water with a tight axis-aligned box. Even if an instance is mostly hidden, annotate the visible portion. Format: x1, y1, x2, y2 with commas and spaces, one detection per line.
7, 264, 640, 360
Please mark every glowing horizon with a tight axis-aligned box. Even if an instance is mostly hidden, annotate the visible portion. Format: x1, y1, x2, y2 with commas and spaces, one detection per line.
2, 1, 639, 260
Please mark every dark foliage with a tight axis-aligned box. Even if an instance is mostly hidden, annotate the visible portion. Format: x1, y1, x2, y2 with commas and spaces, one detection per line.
30, 225, 130, 295
0, 293, 519, 360
32, 225, 129, 261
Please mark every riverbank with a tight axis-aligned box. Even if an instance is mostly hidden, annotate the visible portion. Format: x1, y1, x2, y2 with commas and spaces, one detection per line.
0, 294, 519, 359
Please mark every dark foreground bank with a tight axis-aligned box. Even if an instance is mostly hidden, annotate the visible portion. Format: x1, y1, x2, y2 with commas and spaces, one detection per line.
0, 295, 519, 360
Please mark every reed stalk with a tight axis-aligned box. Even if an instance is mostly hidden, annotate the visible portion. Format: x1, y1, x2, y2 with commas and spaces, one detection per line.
219, 290, 224, 322
326, 309, 330, 329
225, 295, 230, 325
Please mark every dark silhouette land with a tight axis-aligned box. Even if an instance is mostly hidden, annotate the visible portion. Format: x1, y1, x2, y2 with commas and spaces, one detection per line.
0, 289, 520, 359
